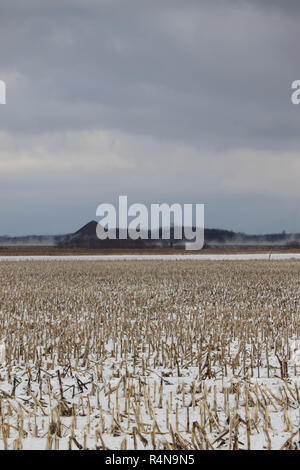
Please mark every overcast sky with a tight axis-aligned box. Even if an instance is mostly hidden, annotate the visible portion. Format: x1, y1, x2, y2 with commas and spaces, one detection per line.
0, 0, 299, 235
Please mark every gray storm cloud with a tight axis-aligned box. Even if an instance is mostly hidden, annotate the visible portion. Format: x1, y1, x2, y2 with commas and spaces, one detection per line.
0, 0, 299, 235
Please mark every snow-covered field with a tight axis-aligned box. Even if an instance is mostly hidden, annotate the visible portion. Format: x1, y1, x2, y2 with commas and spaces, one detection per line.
0, 253, 300, 262
0, 260, 299, 450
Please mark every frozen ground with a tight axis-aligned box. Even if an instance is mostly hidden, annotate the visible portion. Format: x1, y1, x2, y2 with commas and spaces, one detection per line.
0, 260, 299, 450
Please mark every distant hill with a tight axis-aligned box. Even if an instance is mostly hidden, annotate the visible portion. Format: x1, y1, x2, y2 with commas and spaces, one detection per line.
75, 220, 98, 236
57, 221, 300, 249
1, 221, 299, 249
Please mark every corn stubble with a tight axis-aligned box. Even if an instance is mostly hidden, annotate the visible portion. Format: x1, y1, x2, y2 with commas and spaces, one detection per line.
0, 260, 299, 450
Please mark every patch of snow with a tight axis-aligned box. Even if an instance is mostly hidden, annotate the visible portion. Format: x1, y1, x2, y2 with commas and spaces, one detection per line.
0, 254, 299, 262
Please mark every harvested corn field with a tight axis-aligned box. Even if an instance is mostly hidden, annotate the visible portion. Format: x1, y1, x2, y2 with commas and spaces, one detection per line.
0, 260, 299, 450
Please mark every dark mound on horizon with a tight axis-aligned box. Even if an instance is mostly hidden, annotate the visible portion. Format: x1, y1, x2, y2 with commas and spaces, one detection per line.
57, 221, 300, 250
1, 221, 300, 250
74, 220, 98, 237
59, 221, 150, 249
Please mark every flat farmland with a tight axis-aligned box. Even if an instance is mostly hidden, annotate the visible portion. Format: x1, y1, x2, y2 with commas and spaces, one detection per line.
0, 260, 299, 450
